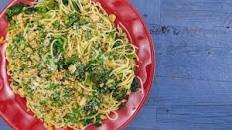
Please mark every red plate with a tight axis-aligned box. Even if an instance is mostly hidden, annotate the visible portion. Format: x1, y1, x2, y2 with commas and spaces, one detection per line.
0, 0, 155, 130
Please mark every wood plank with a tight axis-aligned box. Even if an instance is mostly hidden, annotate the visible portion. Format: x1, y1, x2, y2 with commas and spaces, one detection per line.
0, 118, 10, 130
126, 127, 155, 130
0, 118, 6, 125
127, 107, 157, 129
130, 0, 160, 24
155, 76, 232, 130
150, 24, 232, 82
155, 76, 232, 105
0, 126, 10, 130
161, 0, 232, 30
0, 0, 9, 12
149, 24, 232, 48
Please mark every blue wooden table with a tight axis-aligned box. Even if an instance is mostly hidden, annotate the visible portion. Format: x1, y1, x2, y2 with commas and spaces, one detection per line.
1, 0, 232, 130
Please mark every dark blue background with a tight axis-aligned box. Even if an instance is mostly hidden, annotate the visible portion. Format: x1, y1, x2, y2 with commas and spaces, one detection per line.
1, 0, 232, 130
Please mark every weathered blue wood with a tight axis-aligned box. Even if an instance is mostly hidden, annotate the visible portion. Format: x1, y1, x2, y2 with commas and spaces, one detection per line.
155, 77, 232, 130
152, 24, 232, 81
161, 0, 232, 30
0, 0, 9, 12
0, 118, 10, 130
131, 0, 160, 25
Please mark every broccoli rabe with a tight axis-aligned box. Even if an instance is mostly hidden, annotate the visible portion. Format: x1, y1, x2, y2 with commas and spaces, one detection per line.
113, 40, 123, 48
90, 67, 111, 84
66, 12, 80, 27
6, 3, 26, 20
36, 6, 48, 14
82, 118, 93, 126
131, 77, 140, 92
57, 55, 86, 81
24, 7, 37, 14
62, 0, 69, 5
84, 96, 101, 115
94, 114, 102, 127
112, 88, 128, 101
106, 31, 116, 40
85, 53, 104, 71
52, 35, 66, 58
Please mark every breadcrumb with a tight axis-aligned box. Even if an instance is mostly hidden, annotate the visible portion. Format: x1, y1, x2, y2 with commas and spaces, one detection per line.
0, 36, 4, 44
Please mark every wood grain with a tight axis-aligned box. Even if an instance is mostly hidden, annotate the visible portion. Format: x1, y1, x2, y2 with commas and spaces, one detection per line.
131, 0, 160, 24
161, 0, 232, 30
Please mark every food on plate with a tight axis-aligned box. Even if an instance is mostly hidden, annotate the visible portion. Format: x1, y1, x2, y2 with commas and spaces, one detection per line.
5, 0, 139, 129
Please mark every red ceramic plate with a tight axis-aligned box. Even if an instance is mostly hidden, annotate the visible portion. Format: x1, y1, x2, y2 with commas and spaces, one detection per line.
0, 0, 155, 130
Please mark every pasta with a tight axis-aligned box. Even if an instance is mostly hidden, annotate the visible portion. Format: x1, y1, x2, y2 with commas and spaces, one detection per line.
5, 0, 139, 129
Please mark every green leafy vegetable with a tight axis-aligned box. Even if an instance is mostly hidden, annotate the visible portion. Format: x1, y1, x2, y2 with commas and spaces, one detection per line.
14, 33, 24, 43
75, 62, 86, 81
86, 54, 104, 71
36, 6, 49, 14
107, 31, 116, 40
131, 77, 140, 92
24, 7, 37, 14
82, 118, 93, 126
91, 70, 109, 84
113, 40, 122, 48
84, 96, 101, 115
52, 35, 66, 58
94, 114, 102, 126
66, 12, 79, 27
6, 3, 26, 20
62, 0, 69, 5
112, 88, 127, 101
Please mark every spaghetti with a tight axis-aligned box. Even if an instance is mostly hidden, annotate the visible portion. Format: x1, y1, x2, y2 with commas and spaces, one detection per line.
5, 0, 139, 129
